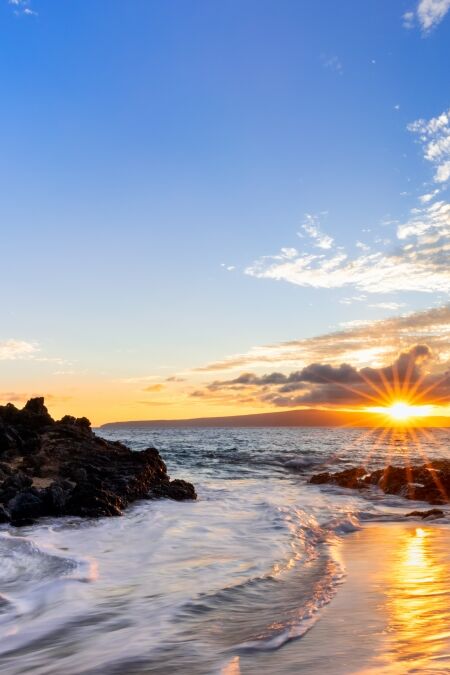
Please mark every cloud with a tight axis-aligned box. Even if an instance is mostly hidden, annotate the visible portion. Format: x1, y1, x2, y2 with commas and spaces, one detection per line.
321, 55, 343, 75
194, 304, 450, 374
8, 0, 37, 16
0, 392, 71, 404
416, 0, 450, 31
408, 108, 450, 184
0, 339, 39, 360
339, 295, 367, 305
0, 392, 30, 403
402, 1, 450, 32
419, 190, 440, 203
194, 344, 450, 409
300, 214, 334, 250
403, 10, 416, 28
117, 374, 161, 384
143, 383, 164, 392
369, 302, 406, 311
245, 224, 450, 294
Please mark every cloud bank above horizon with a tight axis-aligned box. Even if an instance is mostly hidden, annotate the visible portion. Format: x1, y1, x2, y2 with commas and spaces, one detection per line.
193, 344, 450, 409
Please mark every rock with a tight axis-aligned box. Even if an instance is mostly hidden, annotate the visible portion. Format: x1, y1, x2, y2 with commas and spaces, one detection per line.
310, 466, 367, 489
8, 489, 45, 521
310, 461, 450, 506
0, 505, 10, 523
65, 482, 124, 518
152, 479, 198, 501
0, 471, 33, 503
42, 481, 71, 515
20, 397, 53, 429
0, 398, 196, 524
405, 508, 445, 519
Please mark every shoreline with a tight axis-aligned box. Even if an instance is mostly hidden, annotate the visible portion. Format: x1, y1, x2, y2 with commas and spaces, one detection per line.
229, 522, 450, 674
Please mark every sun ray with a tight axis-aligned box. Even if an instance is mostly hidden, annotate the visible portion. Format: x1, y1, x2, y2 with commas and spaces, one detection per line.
357, 370, 392, 407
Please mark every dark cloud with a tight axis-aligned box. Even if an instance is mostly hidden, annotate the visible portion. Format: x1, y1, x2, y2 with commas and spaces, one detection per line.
196, 344, 449, 408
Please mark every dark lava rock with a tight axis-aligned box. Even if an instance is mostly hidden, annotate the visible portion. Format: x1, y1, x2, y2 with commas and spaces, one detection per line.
8, 489, 45, 522
405, 508, 445, 519
310, 461, 450, 506
151, 479, 198, 501
0, 397, 196, 525
309, 466, 368, 489
0, 505, 10, 523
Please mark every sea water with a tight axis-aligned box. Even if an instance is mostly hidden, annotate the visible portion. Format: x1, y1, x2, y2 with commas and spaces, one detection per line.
0, 426, 449, 674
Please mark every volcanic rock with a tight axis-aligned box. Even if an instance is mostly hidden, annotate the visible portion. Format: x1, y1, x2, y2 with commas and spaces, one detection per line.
405, 508, 445, 519
309, 461, 450, 506
0, 398, 196, 526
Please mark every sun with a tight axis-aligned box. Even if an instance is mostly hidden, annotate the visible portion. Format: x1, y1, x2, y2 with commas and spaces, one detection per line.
388, 402, 414, 421
367, 401, 434, 424
372, 401, 434, 423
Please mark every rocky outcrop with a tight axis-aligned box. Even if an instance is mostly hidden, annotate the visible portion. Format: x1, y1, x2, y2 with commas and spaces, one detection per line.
309, 461, 450, 505
405, 508, 445, 519
0, 398, 196, 526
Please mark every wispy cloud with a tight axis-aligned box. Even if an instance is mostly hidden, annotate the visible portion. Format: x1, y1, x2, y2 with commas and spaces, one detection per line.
143, 383, 164, 392
0, 339, 39, 360
403, 1, 450, 32
408, 108, 450, 183
0, 392, 71, 404
419, 189, 440, 203
245, 227, 450, 294
300, 214, 334, 250
194, 304, 450, 374
403, 10, 416, 29
321, 54, 343, 75
417, 0, 450, 31
369, 302, 406, 310
8, 0, 37, 16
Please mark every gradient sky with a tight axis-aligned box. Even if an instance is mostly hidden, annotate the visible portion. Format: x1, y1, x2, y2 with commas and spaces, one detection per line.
2, 0, 450, 423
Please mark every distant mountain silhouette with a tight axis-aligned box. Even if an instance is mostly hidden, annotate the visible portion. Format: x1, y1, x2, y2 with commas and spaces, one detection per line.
101, 408, 450, 429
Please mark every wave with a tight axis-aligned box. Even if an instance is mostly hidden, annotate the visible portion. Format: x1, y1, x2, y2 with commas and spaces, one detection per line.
172, 511, 357, 657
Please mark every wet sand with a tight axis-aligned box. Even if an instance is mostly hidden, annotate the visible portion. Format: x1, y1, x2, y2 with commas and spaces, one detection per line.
229, 522, 450, 675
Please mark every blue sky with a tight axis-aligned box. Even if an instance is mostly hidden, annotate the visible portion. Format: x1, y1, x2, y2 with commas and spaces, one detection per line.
1, 0, 450, 421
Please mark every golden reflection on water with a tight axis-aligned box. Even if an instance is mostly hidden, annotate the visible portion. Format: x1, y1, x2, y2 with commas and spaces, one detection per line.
384, 526, 450, 669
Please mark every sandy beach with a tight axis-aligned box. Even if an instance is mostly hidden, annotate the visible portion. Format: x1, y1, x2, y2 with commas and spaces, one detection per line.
230, 522, 450, 675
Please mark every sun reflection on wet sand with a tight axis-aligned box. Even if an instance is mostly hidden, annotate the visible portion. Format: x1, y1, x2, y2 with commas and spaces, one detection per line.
384, 526, 450, 670
236, 525, 450, 675
355, 525, 450, 675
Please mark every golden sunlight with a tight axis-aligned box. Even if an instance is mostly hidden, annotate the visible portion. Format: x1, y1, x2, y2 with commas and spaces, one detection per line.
367, 401, 434, 424
388, 402, 428, 421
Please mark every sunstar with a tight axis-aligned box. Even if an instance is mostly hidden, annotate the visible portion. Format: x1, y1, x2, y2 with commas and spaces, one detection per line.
368, 401, 434, 422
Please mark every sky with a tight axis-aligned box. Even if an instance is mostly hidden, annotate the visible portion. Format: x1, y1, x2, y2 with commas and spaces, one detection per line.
1, 0, 450, 424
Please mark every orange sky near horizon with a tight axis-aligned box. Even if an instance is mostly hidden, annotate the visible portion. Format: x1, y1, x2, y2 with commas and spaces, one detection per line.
2, 306, 450, 426
1, 378, 450, 427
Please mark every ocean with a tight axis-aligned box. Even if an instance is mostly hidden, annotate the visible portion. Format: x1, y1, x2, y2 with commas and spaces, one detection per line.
0, 426, 449, 674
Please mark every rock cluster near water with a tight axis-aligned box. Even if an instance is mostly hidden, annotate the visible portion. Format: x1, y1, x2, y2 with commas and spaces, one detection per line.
0, 398, 196, 526
309, 462, 450, 505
